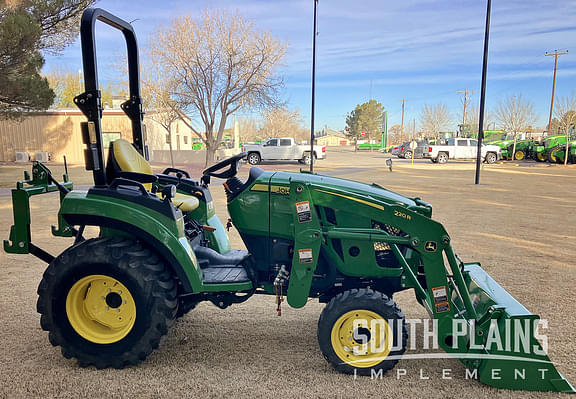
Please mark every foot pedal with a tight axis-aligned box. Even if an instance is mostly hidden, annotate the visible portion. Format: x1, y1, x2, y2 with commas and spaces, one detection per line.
202, 266, 251, 284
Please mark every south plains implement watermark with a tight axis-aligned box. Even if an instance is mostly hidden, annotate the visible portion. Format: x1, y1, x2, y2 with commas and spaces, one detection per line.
349, 318, 548, 355
346, 317, 553, 381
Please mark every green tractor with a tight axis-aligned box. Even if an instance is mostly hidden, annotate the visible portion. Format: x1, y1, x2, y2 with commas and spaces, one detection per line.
533, 134, 569, 162
550, 140, 576, 164
506, 139, 535, 161
3, 9, 574, 393
487, 139, 513, 160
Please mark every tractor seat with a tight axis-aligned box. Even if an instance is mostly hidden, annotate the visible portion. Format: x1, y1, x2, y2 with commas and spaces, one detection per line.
109, 139, 199, 212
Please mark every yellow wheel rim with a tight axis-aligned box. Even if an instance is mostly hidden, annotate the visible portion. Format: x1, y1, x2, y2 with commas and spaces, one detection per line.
66, 275, 136, 344
330, 310, 393, 368
515, 151, 524, 160
537, 152, 546, 161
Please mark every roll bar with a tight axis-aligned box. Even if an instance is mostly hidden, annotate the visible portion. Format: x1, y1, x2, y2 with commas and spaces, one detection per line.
74, 8, 145, 186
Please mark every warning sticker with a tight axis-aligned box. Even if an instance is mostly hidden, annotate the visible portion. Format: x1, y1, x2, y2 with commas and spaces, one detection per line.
436, 303, 450, 313
432, 286, 450, 313
296, 201, 312, 223
298, 248, 313, 263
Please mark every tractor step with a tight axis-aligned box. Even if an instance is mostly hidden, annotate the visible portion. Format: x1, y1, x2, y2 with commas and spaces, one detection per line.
202, 266, 251, 284
195, 246, 249, 268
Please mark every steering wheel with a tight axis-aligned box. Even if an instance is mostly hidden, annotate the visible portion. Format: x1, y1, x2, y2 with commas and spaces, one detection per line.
202, 152, 247, 183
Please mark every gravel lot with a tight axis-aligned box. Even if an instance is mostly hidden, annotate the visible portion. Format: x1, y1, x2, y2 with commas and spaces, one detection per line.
0, 148, 574, 398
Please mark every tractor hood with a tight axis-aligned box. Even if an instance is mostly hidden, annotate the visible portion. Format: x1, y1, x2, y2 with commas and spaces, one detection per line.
270, 171, 430, 215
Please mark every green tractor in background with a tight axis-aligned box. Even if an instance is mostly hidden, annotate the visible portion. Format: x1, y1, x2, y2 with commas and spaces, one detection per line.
3, 9, 575, 393
483, 131, 510, 159
488, 139, 513, 159
533, 134, 569, 162
506, 139, 535, 161
550, 140, 576, 164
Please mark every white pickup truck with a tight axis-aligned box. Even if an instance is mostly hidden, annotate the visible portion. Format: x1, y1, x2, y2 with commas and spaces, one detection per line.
242, 137, 326, 165
420, 137, 501, 164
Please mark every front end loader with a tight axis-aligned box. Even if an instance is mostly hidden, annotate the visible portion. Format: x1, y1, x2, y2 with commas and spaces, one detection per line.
3, 8, 574, 393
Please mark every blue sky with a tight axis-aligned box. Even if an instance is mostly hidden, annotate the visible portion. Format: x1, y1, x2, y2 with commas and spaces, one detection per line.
44, 0, 576, 132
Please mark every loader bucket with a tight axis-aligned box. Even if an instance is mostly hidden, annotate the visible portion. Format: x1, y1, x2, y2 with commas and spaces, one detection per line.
451, 264, 575, 393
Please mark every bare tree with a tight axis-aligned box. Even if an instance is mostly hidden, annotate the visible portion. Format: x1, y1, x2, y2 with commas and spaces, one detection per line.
465, 104, 492, 137
494, 94, 536, 160
150, 9, 287, 166
420, 104, 451, 139
45, 67, 116, 108
140, 53, 181, 167
259, 107, 304, 139
387, 124, 403, 145
237, 117, 261, 143
554, 93, 576, 165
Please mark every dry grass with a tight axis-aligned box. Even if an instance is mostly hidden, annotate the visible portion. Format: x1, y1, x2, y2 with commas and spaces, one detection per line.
0, 149, 574, 398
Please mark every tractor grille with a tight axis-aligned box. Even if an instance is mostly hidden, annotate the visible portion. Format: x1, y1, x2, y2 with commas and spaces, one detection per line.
372, 220, 407, 268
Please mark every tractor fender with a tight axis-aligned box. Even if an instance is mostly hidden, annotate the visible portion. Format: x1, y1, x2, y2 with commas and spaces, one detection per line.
59, 192, 202, 293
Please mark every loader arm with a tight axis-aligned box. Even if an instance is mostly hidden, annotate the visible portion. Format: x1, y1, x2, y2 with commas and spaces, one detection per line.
306, 183, 574, 393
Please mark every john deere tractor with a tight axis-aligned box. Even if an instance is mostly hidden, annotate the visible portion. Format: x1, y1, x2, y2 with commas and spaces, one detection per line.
550, 140, 576, 164
507, 139, 535, 161
4, 9, 574, 393
533, 134, 569, 162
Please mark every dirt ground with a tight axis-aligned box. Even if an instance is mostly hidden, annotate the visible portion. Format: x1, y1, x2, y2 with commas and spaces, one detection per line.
0, 148, 574, 398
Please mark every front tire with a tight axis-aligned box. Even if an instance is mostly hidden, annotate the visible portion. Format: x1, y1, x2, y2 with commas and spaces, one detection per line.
37, 238, 178, 369
247, 152, 261, 165
548, 146, 559, 163
404, 150, 412, 159
318, 288, 407, 376
514, 149, 525, 161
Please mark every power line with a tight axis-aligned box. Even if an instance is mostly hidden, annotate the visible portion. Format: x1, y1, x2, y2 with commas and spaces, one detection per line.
545, 49, 568, 135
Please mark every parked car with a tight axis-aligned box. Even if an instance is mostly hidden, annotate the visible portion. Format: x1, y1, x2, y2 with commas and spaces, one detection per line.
397, 141, 426, 159
242, 137, 326, 165
418, 137, 500, 164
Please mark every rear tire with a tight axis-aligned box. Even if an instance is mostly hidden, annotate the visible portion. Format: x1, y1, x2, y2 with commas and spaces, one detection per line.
404, 150, 412, 159
485, 152, 497, 164
318, 288, 407, 376
37, 237, 178, 369
437, 152, 448, 164
247, 152, 261, 165
302, 152, 314, 165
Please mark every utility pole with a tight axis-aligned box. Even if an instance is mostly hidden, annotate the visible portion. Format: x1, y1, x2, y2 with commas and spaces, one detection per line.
309, 0, 318, 172
400, 99, 406, 142
457, 89, 473, 136
545, 50, 568, 135
475, 0, 491, 185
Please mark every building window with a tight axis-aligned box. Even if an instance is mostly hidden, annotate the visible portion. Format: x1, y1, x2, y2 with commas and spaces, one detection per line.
102, 132, 121, 148
183, 136, 188, 144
